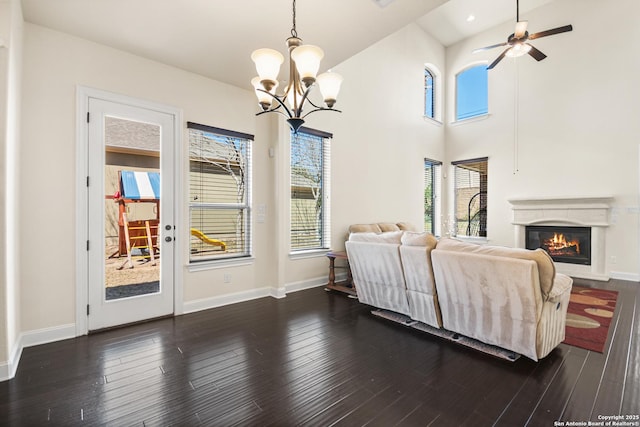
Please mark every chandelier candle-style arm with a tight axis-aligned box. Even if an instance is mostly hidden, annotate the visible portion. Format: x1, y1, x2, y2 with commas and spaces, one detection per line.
249, 0, 342, 133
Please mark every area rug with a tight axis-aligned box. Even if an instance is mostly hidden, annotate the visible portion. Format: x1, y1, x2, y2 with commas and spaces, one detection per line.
106, 281, 160, 300
563, 285, 618, 353
371, 309, 520, 362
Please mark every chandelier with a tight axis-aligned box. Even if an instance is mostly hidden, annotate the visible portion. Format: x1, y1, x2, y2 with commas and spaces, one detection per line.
250, 0, 343, 133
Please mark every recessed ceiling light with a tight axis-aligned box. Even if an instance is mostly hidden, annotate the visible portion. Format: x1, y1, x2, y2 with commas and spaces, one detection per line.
372, 0, 395, 8
466, 14, 476, 22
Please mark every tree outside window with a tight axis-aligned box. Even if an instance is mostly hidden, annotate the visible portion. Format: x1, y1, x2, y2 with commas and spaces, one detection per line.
290, 128, 331, 251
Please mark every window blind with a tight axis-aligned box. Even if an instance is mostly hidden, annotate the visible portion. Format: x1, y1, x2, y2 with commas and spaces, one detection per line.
290, 128, 331, 251
424, 159, 442, 235
187, 122, 253, 262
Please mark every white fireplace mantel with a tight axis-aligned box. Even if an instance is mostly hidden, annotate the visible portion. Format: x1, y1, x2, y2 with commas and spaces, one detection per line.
507, 196, 614, 281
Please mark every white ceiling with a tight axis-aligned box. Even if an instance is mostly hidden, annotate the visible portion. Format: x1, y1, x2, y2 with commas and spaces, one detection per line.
20, 0, 558, 90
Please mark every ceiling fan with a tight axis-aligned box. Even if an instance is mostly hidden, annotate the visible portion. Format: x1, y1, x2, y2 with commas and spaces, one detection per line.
473, 0, 573, 70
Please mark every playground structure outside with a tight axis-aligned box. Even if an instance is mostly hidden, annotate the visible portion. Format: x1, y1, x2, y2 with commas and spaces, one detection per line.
105, 244, 159, 288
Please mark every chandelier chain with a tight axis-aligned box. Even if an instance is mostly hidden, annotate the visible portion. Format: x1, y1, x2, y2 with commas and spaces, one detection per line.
291, 0, 298, 38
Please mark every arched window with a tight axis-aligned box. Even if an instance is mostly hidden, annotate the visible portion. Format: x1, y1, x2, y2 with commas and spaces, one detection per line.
456, 64, 488, 121
424, 68, 435, 119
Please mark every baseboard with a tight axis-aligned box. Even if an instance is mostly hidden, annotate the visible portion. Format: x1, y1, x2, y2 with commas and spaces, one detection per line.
285, 275, 332, 294
183, 277, 329, 315
1, 323, 75, 382
21, 323, 77, 348
610, 271, 640, 282
183, 287, 274, 314
2, 278, 332, 381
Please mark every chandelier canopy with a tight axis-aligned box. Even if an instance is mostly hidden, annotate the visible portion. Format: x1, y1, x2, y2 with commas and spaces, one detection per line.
250, 0, 343, 133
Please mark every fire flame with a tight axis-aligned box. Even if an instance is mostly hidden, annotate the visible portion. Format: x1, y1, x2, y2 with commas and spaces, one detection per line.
546, 232, 580, 254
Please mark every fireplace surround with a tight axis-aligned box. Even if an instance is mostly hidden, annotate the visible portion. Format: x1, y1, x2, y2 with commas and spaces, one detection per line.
508, 196, 613, 281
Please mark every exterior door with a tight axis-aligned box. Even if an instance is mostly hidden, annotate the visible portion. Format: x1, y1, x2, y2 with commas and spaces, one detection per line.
87, 97, 176, 330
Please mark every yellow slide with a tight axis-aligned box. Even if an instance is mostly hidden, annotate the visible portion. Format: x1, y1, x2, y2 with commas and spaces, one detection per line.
190, 228, 226, 251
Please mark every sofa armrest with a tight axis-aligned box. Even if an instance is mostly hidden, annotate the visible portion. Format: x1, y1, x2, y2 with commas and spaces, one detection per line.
547, 273, 573, 303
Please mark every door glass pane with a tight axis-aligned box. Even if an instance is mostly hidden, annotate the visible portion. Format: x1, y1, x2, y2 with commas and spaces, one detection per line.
104, 116, 161, 300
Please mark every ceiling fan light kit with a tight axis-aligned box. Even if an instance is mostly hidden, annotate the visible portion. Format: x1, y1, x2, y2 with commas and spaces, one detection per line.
474, 0, 573, 70
250, 0, 343, 133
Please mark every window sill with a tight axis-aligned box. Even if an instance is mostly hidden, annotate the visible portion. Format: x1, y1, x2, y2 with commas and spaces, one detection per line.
289, 249, 330, 260
423, 116, 443, 126
450, 113, 491, 126
187, 256, 254, 272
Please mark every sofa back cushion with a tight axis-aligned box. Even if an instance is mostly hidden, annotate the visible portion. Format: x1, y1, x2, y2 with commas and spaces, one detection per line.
401, 231, 438, 248
349, 222, 416, 234
435, 238, 556, 298
348, 230, 403, 244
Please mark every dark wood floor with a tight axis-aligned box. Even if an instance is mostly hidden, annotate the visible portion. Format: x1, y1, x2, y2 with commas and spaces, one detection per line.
1, 278, 638, 426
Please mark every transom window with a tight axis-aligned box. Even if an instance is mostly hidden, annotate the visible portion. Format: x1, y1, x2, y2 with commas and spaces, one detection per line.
187, 122, 252, 262
290, 127, 331, 252
424, 68, 435, 119
453, 157, 488, 238
456, 64, 488, 121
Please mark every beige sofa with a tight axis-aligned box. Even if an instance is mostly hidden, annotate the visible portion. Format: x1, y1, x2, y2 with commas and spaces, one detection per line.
345, 225, 573, 361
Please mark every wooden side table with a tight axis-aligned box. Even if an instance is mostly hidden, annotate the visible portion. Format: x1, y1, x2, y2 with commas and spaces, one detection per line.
325, 251, 357, 297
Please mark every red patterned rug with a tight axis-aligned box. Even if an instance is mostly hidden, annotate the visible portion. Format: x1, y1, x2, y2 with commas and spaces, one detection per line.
563, 286, 618, 353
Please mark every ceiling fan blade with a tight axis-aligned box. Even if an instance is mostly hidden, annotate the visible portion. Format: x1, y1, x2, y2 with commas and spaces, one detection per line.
487, 48, 510, 70
514, 21, 528, 39
527, 44, 547, 61
529, 24, 573, 40
473, 42, 508, 54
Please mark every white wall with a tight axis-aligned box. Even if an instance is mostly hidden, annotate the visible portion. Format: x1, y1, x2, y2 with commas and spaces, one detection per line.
19, 23, 282, 331
445, 0, 640, 279
0, 0, 23, 378
312, 23, 447, 250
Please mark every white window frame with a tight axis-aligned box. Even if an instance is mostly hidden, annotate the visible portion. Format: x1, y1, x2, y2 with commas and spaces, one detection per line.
424, 63, 443, 124
289, 127, 331, 254
187, 122, 253, 264
455, 63, 489, 123
424, 159, 442, 236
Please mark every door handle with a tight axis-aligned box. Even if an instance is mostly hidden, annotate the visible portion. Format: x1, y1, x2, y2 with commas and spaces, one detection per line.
165, 236, 173, 242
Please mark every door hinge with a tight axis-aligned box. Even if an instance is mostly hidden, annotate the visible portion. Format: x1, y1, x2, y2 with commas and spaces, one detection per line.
86, 240, 90, 251
87, 304, 90, 315
86, 176, 90, 187
86, 112, 90, 123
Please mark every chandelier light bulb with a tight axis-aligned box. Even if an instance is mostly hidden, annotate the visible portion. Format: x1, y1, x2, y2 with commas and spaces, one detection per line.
251, 48, 284, 91
251, 77, 277, 110
316, 72, 343, 108
291, 45, 324, 88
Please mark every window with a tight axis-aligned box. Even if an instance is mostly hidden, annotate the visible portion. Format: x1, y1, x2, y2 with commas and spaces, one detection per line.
290, 127, 331, 251
424, 159, 442, 235
453, 157, 488, 238
187, 122, 252, 262
456, 65, 488, 121
424, 68, 435, 119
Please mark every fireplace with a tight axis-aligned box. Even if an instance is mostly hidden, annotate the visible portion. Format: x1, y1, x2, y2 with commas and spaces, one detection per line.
526, 225, 591, 265
508, 196, 612, 281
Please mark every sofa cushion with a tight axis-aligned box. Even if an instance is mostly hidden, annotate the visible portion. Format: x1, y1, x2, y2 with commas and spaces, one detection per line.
435, 238, 556, 298
378, 223, 401, 232
349, 222, 416, 234
348, 231, 403, 244
349, 223, 382, 233
401, 231, 438, 249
